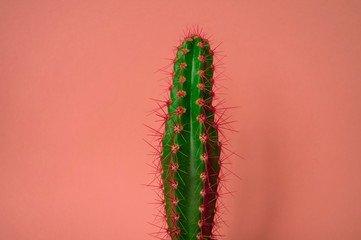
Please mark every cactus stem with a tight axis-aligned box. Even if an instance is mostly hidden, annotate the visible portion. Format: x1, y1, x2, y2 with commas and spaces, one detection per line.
147, 27, 236, 240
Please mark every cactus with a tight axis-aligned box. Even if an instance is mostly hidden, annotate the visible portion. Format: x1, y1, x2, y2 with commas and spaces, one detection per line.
160, 34, 221, 240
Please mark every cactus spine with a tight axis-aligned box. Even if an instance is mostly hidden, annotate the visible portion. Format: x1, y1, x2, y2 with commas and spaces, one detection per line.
161, 34, 220, 240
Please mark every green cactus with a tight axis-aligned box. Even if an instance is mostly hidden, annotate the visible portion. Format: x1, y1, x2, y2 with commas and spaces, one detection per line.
161, 34, 221, 240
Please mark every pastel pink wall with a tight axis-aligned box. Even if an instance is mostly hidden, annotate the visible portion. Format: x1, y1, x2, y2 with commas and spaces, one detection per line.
1, 0, 361, 239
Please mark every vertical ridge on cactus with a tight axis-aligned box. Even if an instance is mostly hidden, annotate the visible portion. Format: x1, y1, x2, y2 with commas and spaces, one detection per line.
161, 34, 221, 240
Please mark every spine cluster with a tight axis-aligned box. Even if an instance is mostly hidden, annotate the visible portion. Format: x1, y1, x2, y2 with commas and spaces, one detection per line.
161, 34, 221, 240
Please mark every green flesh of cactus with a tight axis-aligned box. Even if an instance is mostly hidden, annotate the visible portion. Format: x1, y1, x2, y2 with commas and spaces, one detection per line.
161, 35, 221, 240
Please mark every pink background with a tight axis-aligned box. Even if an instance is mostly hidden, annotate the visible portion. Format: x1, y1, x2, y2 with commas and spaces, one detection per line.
1, 0, 361, 239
